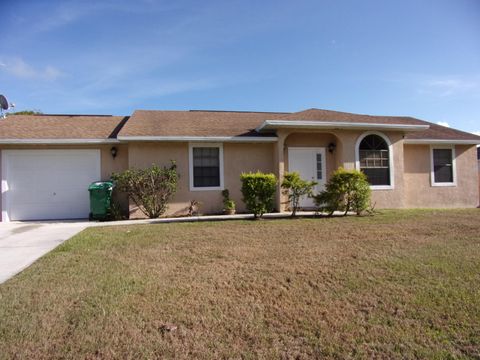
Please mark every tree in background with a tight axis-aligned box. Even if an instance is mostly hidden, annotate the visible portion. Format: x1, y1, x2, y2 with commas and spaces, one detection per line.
11, 110, 43, 115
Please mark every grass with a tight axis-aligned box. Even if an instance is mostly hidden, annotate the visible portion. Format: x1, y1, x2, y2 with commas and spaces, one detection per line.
0, 209, 479, 359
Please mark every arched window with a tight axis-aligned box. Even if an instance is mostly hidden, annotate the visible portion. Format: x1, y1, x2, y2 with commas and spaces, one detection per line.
357, 133, 391, 187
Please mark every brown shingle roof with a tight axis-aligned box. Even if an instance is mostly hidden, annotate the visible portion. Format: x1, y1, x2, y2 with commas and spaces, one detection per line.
0, 114, 128, 139
404, 121, 480, 141
277, 108, 426, 126
276, 108, 480, 142
1, 109, 478, 143
119, 110, 288, 137
119, 108, 480, 142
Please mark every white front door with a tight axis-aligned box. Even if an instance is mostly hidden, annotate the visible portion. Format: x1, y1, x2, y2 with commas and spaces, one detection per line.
287, 147, 327, 208
2, 150, 101, 221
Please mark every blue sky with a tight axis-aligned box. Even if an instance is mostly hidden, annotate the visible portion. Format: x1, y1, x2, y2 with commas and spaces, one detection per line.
1, 0, 479, 134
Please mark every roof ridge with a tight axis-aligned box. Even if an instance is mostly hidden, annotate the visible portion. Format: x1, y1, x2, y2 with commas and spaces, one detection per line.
293, 108, 424, 120
134, 109, 291, 114
188, 109, 291, 114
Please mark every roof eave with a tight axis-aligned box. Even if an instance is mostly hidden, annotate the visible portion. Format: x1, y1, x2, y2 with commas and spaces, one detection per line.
256, 120, 430, 132
0, 138, 120, 145
404, 139, 480, 145
117, 136, 278, 143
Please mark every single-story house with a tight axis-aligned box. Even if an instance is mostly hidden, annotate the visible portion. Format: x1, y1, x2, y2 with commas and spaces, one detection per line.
1, 108, 479, 221
478, 147, 480, 198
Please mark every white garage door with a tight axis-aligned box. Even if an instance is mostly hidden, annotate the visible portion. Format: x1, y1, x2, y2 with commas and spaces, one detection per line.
1, 150, 101, 221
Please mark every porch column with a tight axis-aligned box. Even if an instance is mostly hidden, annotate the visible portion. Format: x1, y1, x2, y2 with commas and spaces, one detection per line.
274, 130, 288, 212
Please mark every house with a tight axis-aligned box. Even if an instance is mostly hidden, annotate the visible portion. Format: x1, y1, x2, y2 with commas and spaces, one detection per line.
478, 147, 480, 202
1, 108, 479, 221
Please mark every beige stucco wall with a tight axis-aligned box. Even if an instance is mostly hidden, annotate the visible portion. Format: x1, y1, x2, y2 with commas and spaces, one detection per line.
0, 144, 129, 220
127, 142, 275, 217
2, 138, 478, 221
334, 130, 405, 208
404, 144, 479, 208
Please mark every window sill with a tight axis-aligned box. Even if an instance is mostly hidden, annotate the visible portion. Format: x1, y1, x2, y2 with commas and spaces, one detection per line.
370, 185, 394, 191
431, 182, 457, 187
190, 186, 224, 191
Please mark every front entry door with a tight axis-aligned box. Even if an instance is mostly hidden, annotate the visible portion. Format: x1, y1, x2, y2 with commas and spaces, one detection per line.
287, 147, 327, 208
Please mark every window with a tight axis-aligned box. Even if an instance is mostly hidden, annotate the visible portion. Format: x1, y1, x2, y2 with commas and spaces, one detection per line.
316, 153, 323, 180
431, 146, 456, 186
356, 133, 392, 188
189, 143, 224, 190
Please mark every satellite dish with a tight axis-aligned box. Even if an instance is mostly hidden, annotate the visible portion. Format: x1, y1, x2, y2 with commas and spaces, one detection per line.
0, 95, 9, 110
0, 94, 13, 119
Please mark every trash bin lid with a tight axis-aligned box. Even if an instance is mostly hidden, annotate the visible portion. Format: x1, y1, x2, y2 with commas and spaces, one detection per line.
88, 181, 114, 191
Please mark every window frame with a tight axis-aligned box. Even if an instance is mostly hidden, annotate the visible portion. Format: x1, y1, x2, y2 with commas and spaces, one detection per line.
189, 142, 224, 191
355, 131, 394, 190
430, 145, 456, 187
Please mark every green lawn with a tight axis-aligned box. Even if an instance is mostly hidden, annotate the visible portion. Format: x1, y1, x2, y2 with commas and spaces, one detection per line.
1, 210, 479, 359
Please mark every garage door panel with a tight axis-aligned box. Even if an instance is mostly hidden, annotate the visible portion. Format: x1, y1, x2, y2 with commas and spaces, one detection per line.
2, 150, 101, 221
10, 203, 86, 221
57, 171, 94, 184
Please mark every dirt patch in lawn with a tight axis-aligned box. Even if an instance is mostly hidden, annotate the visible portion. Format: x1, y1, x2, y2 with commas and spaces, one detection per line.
0, 209, 479, 359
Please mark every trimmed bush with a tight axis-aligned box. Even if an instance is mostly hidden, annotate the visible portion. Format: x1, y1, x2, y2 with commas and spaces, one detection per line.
314, 168, 371, 216
111, 162, 179, 219
221, 189, 236, 211
281, 172, 317, 217
240, 172, 277, 218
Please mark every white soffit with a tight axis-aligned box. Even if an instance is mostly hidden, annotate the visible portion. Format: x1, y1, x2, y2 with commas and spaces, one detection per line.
404, 139, 480, 145
0, 138, 119, 144
117, 136, 278, 143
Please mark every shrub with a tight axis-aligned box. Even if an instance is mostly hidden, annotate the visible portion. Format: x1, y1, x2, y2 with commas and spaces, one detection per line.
111, 162, 179, 219
108, 201, 126, 221
281, 172, 317, 217
221, 189, 236, 211
350, 175, 372, 215
314, 168, 371, 216
240, 172, 277, 219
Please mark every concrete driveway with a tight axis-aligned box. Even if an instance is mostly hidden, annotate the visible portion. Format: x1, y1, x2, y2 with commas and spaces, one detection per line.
0, 221, 89, 284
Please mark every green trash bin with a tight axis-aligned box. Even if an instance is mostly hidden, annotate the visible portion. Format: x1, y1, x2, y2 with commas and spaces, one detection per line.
88, 181, 114, 221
